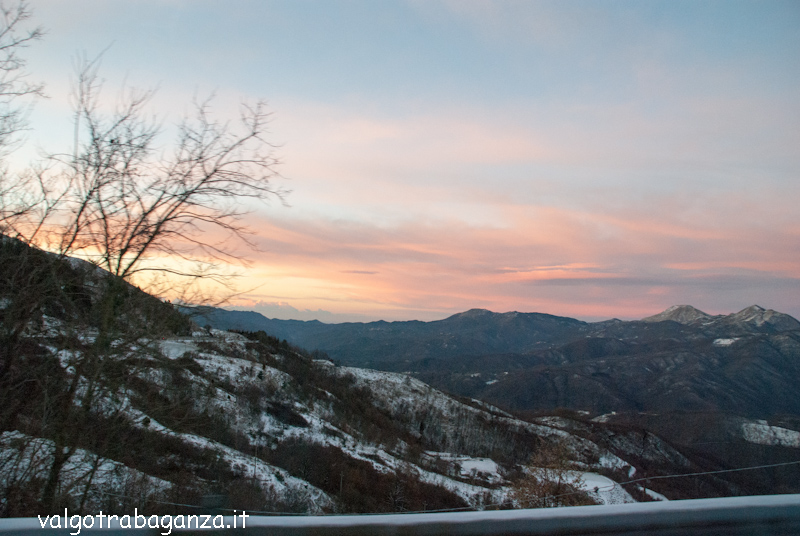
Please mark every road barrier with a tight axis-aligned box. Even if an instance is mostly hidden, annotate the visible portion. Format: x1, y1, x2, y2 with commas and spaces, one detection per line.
2, 494, 799, 535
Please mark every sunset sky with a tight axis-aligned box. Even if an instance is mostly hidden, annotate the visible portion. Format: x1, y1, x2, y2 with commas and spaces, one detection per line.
20, 0, 800, 322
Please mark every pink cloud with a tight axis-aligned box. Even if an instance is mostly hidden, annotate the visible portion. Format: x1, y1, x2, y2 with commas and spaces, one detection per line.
229, 196, 799, 321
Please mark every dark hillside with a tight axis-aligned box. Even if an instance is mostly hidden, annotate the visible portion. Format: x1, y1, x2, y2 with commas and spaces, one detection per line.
194, 307, 590, 369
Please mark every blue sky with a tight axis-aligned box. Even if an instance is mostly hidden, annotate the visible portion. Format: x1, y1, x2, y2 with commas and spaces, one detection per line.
17, 0, 800, 321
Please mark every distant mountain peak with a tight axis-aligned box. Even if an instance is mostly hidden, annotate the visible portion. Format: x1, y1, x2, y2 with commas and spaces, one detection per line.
641, 305, 711, 324
734, 305, 766, 317
639, 304, 800, 331
729, 305, 800, 330
451, 308, 495, 318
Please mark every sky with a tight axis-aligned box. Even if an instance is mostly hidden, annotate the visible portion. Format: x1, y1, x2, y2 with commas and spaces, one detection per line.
15, 0, 800, 322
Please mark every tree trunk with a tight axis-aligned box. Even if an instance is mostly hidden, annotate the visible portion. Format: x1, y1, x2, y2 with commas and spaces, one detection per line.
41, 442, 72, 512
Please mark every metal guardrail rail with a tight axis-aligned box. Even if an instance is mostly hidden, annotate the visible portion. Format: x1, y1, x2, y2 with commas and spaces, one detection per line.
2, 494, 799, 535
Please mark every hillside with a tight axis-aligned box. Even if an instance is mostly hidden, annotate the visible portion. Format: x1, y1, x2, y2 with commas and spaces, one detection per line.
1, 239, 727, 517
198, 305, 800, 418
422, 318, 800, 417
198, 303, 800, 498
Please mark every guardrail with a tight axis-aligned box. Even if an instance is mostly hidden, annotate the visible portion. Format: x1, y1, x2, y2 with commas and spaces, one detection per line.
2, 494, 799, 535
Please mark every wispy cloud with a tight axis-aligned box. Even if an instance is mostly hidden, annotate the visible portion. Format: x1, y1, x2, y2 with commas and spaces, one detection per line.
17, 0, 800, 321
232, 190, 800, 321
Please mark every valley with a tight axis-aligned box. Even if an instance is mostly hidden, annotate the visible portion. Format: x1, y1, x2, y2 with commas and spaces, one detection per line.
198, 303, 800, 501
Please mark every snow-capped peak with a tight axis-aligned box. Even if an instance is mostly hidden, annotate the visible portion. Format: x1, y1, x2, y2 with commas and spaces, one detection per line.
641, 305, 710, 324
729, 305, 800, 330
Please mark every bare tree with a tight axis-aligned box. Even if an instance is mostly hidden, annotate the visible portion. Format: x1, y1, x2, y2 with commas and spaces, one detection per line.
7, 55, 283, 297
0, 0, 43, 235
511, 438, 598, 509
0, 0, 46, 438
0, 4, 285, 512
0, 3, 284, 301
37, 57, 283, 509
0, 0, 42, 152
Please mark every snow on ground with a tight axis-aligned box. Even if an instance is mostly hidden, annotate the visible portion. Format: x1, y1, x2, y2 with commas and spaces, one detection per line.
278, 415, 505, 508
741, 420, 800, 448
642, 487, 668, 501
209, 329, 250, 350
126, 408, 333, 513
152, 339, 292, 422
0, 431, 170, 509
575, 472, 635, 505
423, 452, 504, 485
340, 367, 567, 441
596, 427, 692, 469
339, 366, 638, 492
130, 338, 339, 511
179, 431, 332, 513
99, 347, 334, 513
455, 457, 501, 482
412, 465, 506, 508
139, 351, 471, 509
468, 399, 514, 418
713, 338, 739, 347
143, 352, 503, 509
597, 453, 629, 472
159, 338, 195, 359
193, 350, 290, 388
34, 329, 652, 514
339, 367, 431, 408
534, 416, 574, 428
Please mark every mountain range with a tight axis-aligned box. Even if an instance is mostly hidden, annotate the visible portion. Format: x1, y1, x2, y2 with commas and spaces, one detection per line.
195, 304, 799, 366
196, 303, 800, 499
194, 304, 800, 415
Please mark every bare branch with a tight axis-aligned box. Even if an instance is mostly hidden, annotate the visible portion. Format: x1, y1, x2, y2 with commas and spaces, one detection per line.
2, 57, 284, 300
0, 0, 43, 153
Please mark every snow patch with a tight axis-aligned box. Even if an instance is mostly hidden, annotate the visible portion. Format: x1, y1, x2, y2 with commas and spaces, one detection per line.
575, 472, 635, 505
643, 487, 669, 501
423, 452, 504, 485
159, 339, 196, 359
598, 453, 629, 472
741, 420, 800, 447
592, 412, 616, 423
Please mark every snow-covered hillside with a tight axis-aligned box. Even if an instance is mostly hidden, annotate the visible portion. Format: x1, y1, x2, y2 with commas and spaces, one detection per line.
3, 320, 683, 515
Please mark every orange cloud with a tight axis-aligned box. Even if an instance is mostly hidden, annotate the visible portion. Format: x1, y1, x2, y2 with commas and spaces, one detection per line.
213, 195, 800, 322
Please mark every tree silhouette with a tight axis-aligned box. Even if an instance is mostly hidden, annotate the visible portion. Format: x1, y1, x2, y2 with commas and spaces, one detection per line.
511, 438, 597, 508
0, 0, 284, 512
